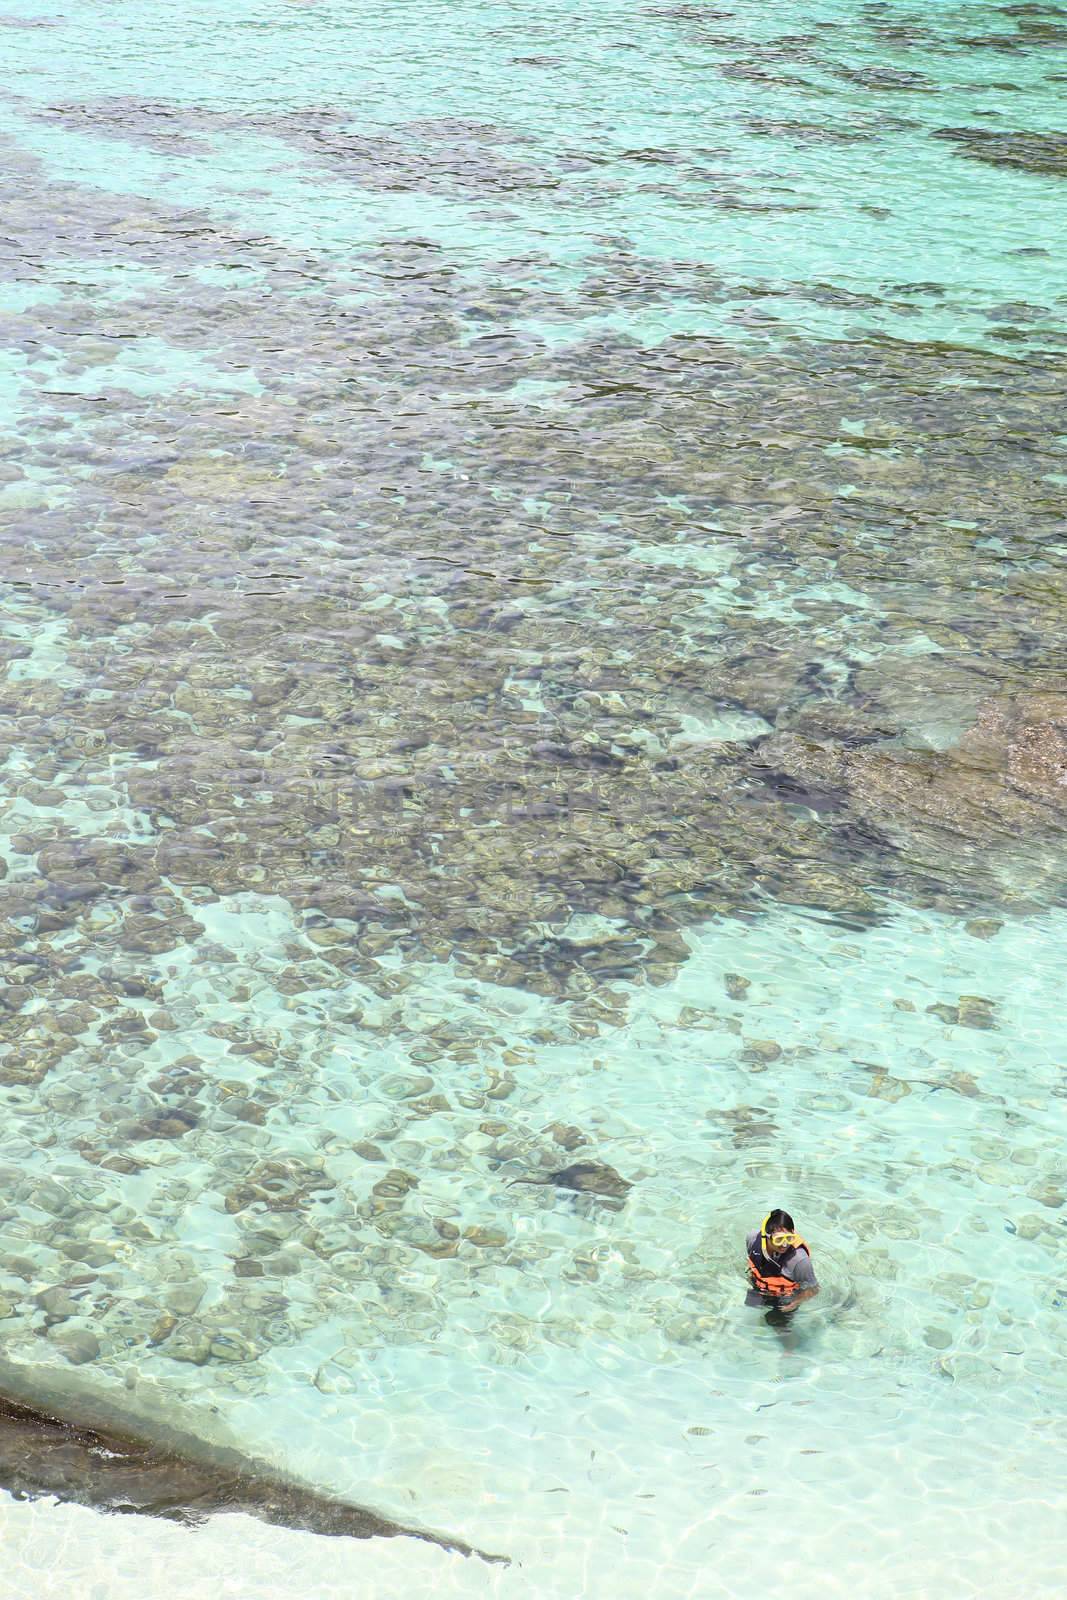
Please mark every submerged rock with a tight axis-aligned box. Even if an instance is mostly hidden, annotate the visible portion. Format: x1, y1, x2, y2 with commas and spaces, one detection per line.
957, 995, 998, 1031
866, 1071, 912, 1102
48, 1328, 101, 1365
933, 127, 1067, 177
34, 1287, 80, 1320
741, 1039, 782, 1064
546, 1121, 588, 1151
463, 1225, 508, 1248
759, 693, 1067, 874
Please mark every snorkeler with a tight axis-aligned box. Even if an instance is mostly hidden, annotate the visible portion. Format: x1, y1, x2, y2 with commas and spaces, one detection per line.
745, 1209, 819, 1317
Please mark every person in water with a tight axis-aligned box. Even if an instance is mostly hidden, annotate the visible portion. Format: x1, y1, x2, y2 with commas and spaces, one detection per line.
745, 1209, 819, 1317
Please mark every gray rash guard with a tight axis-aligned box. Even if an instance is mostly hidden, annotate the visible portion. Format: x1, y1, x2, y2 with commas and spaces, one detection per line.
745, 1230, 819, 1307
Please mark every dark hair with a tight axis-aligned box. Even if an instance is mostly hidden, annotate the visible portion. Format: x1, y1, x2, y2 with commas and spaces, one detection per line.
765, 1209, 794, 1233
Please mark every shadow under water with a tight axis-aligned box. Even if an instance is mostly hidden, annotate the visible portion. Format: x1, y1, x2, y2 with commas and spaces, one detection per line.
0, 1391, 508, 1563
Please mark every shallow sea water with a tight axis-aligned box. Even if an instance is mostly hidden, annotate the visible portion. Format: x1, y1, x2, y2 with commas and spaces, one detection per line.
1, 0, 1066, 1595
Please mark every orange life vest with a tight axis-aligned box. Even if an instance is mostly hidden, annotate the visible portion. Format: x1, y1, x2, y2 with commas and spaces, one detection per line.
747, 1235, 812, 1298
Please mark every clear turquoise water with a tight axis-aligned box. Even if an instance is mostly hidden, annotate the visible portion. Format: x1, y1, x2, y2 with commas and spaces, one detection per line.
1, 0, 1066, 1594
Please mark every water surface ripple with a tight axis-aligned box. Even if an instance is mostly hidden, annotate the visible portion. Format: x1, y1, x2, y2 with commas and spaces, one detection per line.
1, 1, 1065, 1596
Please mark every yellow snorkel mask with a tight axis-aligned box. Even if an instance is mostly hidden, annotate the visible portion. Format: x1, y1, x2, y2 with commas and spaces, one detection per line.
761, 1214, 800, 1255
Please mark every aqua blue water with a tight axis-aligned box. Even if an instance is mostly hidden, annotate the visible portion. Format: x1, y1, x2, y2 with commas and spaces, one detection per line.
1, 1, 1066, 1595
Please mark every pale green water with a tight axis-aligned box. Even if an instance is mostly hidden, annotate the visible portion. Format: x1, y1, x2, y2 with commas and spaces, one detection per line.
1, 0, 1066, 1595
